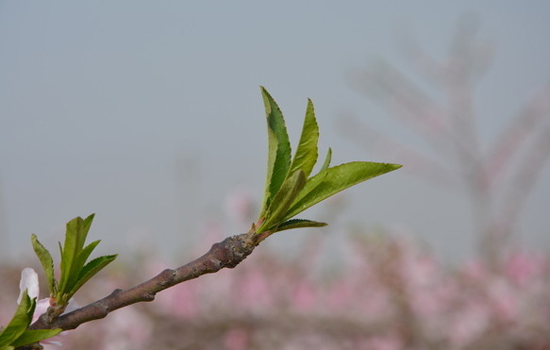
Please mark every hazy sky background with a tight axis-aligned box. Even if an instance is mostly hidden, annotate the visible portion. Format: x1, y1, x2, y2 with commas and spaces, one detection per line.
1, 1, 549, 263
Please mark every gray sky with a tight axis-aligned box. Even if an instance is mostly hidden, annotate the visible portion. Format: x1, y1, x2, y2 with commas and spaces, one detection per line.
1, 1, 549, 263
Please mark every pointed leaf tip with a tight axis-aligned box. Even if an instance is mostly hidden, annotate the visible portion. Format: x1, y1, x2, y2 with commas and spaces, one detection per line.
259, 87, 292, 217
290, 98, 319, 178
283, 161, 401, 221
31, 234, 56, 295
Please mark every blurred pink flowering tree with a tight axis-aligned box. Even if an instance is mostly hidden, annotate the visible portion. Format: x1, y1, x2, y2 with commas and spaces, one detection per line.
3, 189, 548, 350
344, 13, 550, 268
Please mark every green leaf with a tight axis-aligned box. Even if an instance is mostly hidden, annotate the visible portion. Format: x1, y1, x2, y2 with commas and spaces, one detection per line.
69, 254, 117, 297
11, 329, 62, 348
259, 87, 292, 217
289, 99, 319, 178
261, 127, 279, 216
253, 89, 402, 239
81, 214, 95, 238
0, 291, 34, 347
283, 161, 402, 221
62, 239, 101, 294
257, 170, 306, 233
275, 219, 327, 232
31, 234, 56, 295
58, 216, 84, 294
58, 214, 96, 295
318, 147, 332, 173
74, 240, 101, 275
280, 167, 329, 215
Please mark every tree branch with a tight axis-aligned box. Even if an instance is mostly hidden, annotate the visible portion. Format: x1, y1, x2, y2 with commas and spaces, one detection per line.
28, 232, 259, 333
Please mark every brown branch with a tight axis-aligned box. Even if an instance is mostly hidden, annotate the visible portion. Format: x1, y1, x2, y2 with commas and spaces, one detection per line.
27, 232, 259, 334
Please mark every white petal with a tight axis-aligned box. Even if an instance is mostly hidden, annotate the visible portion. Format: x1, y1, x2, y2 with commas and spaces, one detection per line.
18, 267, 40, 303
33, 298, 51, 321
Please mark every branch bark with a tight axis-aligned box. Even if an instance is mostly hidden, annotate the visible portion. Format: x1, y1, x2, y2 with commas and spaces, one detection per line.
27, 232, 259, 336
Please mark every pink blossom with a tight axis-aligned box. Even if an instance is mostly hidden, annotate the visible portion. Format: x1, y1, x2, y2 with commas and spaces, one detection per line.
449, 300, 490, 347
504, 251, 546, 287
487, 279, 517, 323
157, 280, 200, 318
292, 280, 316, 312
223, 327, 249, 350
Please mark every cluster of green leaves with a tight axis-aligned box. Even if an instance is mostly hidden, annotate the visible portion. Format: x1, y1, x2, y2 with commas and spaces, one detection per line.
0, 291, 61, 350
255, 87, 401, 235
31, 214, 117, 314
